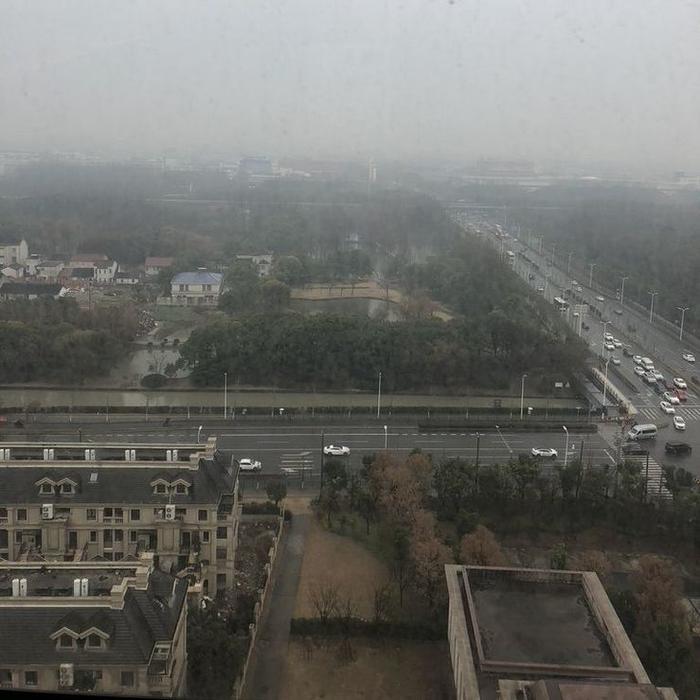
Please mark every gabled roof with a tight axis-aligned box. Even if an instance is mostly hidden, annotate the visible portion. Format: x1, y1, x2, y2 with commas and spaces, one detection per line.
0, 453, 232, 505
0, 282, 62, 297
0, 574, 188, 665
71, 254, 108, 262
145, 257, 175, 267
172, 271, 223, 286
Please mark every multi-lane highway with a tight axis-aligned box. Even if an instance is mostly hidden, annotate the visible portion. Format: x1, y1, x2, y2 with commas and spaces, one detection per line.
33, 422, 616, 472
464, 217, 700, 477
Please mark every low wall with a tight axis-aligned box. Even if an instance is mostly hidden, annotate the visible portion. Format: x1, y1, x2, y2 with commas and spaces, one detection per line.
232, 510, 285, 700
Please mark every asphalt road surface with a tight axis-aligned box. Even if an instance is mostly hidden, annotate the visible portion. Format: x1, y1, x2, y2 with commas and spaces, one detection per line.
29, 423, 616, 472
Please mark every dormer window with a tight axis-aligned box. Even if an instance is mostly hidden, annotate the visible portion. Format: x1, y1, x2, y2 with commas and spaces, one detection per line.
60, 483, 74, 495
175, 484, 187, 494
59, 634, 75, 649
155, 484, 167, 494
86, 634, 103, 649
40, 483, 54, 494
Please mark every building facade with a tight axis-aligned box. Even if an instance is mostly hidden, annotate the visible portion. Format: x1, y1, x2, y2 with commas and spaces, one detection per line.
94, 260, 118, 284
0, 438, 239, 597
0, 558, 188, 696
0, 239, 29, 267
170, 270, 223, 306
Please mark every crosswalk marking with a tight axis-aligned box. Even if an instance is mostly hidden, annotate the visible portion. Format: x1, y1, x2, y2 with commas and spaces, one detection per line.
638, 405, 700, 421
624, 455, 672, 500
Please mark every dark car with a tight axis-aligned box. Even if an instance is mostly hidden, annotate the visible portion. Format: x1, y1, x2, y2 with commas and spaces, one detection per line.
665, 442, 692, 456
622, 346, 633, 357
622, 442, 647, 456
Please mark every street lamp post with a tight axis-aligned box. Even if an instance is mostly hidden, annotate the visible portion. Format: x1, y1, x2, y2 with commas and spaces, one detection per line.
562, 425, 569, 467
648, 290, 659, 323
223, 371, 228, 419
197, 425, 203, 443
600, 320, 610, 359
376, 370, 382, 418
520, 374, 527, 420
602, 357, 611, 412
383, 425, 388, 449
677, 306, 690, 341
589, 263, 596, 288
620, 276, 629, 306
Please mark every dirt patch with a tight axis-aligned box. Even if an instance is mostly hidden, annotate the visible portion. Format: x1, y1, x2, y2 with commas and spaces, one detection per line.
295, 515, 390, 619
282, 636, 455, 700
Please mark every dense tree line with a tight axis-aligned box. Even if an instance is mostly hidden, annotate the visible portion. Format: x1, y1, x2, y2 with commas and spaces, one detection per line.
179, 308, 585, 391
327, 446, 700, 697
0, 298, 137, 383
471, 182, 700, 336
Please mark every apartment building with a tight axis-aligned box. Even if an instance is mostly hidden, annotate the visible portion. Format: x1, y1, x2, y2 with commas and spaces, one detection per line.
0, 437, 239, 597
0, 557, 188, 696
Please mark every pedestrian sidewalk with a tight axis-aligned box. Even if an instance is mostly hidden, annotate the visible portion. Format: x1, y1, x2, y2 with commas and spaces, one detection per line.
241, 497, 311, 700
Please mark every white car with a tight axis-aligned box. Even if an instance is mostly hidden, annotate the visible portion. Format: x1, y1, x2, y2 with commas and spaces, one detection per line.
632, 355, 642, 365
531, 447, 558, 459
673, 415, 686, 431
611, 356, 620, 365
659, 401, 676, 415
238, 458, 262, 472
604, 333, 614, 343
652, 370, 664, 381
663, 391, 680, 405
634, 365, 646, 377
323, 444, 350, 456
604, 342, 616, 351
596, 295, 605, 302
682, 352, 695, 363
673, 377, 688, 390
613, 339, 622, 348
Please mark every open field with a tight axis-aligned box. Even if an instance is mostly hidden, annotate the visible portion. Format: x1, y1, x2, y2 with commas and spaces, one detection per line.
294, 513, 390, 619
291, 280, 454, 321
283, 637, 455, 700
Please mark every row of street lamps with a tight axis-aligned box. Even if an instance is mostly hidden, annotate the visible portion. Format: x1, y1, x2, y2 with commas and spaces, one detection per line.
550, 244, 691, 340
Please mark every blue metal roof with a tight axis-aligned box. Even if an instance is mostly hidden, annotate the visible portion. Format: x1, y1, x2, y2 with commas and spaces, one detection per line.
172, 271, 222, 285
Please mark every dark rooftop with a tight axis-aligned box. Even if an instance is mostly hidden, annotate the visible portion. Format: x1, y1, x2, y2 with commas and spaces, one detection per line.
0, 451, 235, 505
0, 567, 139, 597
0, 570, 187, 665
470, 574, 615, 668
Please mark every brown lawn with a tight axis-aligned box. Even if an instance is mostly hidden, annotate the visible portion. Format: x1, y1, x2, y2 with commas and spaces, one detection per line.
283, 637, 455, 700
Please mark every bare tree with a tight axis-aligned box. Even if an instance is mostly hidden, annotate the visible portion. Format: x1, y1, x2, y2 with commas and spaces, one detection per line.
372, 583, 393, 624
308, 582, 339, 624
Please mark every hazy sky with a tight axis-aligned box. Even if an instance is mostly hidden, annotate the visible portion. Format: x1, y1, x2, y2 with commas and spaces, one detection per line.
1, 0, 699, 168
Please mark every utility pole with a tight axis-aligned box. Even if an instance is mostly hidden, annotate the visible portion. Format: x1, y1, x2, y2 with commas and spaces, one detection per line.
648, 290, 659, 323
589, 263, 595, 288
620, 275, 629, 306
376, 370, 382, 418
677, 306, 690, 341
320, 429, 325, 489
520, 374, 527, 420
223, 371, 228, 419
471, 432, 482, 493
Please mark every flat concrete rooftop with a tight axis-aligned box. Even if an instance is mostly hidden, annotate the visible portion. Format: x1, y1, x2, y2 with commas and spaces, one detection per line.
471, 575, 615, 668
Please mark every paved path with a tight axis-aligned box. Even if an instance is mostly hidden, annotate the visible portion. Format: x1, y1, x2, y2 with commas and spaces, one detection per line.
241, 500, 311, 700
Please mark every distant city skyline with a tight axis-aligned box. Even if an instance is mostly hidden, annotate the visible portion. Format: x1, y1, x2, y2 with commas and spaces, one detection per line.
2, 0, 699, 170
